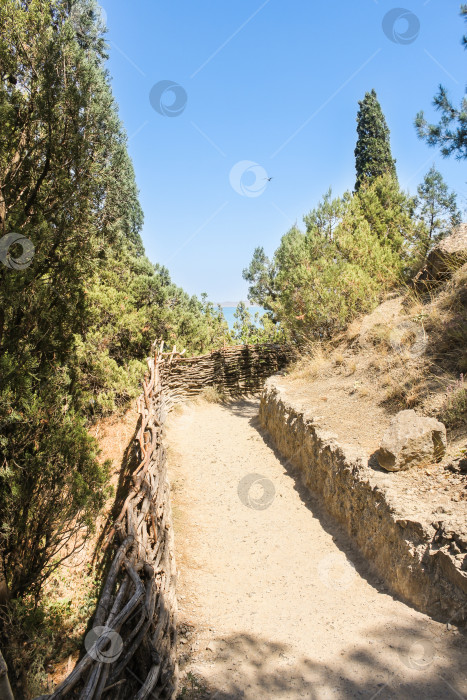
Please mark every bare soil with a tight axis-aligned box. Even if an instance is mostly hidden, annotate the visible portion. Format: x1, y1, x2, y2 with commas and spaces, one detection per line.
166, 398, 467, 700
276, 372, 466, 521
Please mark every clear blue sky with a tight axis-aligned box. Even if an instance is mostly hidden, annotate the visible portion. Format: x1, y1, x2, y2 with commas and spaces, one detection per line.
103, 0, 466, 302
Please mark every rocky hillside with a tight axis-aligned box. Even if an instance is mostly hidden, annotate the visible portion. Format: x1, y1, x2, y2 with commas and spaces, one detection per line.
288, 225, 467, 458
258, 227, 467, 620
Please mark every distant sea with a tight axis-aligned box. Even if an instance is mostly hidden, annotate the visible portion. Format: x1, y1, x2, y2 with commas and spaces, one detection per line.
221, 305, 265, 330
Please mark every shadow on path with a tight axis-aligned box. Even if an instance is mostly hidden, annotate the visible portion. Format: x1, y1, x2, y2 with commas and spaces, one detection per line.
179, 626, 467, 700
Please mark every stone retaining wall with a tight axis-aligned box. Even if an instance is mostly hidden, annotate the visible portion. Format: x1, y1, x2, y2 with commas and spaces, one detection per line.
260, 378, 467, 623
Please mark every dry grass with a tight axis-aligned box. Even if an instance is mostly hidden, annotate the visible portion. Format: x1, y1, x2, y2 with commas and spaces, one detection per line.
346, 318, 362, 341
439, 375, 467, 428
199, 385, 226, 404
346, 360, 357, 375
288, 344, 330, 381
366, 323, 393, 350
333, 351, 345, 366
287, 262, 467, 434
412, 263, 467, 375
404, 385, 423, 408
381, 373, 392, 388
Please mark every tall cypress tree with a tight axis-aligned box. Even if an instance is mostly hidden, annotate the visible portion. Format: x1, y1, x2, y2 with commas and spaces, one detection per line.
354, 89, 397, 191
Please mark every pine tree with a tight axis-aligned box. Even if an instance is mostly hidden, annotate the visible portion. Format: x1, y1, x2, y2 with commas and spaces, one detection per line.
232, 302, 255, 344
354, 89, 397, 191
242, 247, 278, 311
415, 7, 467, 159
416, 166, 461, 249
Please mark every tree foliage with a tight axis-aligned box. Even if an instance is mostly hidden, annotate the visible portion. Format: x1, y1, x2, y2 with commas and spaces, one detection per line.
232, 302, 283, 344
244, 175, 426, 345
244, 87, 463, 346
0, 0, 115, 599
354, 89, 397, 191
0, 0, 228, 600
415, 166, 461, 251
242, 247, 278, 313
415, 6, 467, 159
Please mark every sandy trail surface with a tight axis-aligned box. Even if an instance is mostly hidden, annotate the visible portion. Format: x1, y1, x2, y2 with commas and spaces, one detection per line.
166, 398, 467, 700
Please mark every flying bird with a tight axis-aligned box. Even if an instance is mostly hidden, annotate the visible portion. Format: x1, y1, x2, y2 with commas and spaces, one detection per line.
264, 176, 274, 182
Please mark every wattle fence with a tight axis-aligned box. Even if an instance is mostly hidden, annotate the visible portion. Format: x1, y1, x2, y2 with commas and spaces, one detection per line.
34, 342, 178, 700
161, 342, 292, 409
26, 341, 290, 700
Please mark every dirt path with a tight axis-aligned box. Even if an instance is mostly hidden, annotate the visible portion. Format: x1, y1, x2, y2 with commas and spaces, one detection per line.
166, 398, 467, 700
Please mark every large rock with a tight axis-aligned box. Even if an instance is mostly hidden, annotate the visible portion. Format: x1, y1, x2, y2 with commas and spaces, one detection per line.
377, 410, 447, 472
427, 223, 467, 279
414, 224, 467, 287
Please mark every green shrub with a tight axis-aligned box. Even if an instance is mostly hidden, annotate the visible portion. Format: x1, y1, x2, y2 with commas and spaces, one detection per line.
252, 176, 417, 344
